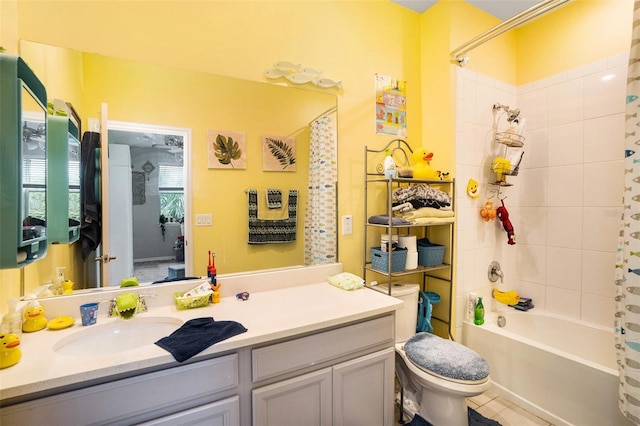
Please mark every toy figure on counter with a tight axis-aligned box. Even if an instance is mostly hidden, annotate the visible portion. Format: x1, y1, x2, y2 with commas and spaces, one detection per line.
496, 199, 516, 245
0, 333, 21, 368
22, 300, 47, 332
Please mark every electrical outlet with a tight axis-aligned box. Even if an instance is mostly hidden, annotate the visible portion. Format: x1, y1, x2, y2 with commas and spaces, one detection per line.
342, 215, 353, 235
195, 214, 212, 226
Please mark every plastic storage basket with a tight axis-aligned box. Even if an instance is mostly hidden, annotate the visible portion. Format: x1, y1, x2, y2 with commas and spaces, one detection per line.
417, 238, 445, 267
370, 247, 408, 272
174, 292, 211, 310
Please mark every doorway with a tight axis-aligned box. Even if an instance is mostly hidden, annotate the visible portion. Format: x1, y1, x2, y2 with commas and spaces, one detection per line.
107, 121, 191, 283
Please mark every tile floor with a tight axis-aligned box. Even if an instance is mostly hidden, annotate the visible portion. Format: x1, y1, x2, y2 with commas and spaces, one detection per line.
395, 390, 552, 425
133, 259, 185, 283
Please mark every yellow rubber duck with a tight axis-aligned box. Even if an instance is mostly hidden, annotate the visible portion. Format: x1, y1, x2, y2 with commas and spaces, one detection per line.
0, 333, 22, 369
22, 301, 48, 332
412, 148, 440, 180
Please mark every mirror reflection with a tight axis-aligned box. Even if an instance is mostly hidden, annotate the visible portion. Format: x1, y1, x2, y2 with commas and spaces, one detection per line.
21, 100, 47, 262
19, 40, 338, 286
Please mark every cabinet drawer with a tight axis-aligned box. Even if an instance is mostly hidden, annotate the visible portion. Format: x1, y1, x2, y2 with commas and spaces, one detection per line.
252, 315, 394, 382
1, 354, 239, 426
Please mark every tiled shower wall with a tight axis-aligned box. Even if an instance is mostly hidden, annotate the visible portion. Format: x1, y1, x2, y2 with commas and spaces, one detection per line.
454, 54, 628, 338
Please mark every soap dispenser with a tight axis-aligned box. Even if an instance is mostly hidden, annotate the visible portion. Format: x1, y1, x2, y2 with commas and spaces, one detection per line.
2, 298, 22, 336
52, 266, 66, 295
22, 299, 48, 332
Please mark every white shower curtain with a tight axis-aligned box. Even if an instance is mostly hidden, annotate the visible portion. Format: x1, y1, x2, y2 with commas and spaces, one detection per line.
304, 112, 337, 265
616, 2, 640, 423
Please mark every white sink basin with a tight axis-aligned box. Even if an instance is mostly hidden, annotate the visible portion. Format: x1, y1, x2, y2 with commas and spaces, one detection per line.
54, 316, 183, 356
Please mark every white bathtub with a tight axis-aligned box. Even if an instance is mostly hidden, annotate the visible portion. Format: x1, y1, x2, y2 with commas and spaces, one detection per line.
463, 310, 632, 426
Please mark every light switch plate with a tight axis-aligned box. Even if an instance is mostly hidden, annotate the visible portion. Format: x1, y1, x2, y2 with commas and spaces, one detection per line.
195, 214, 212, 226
342, 215, 353, 235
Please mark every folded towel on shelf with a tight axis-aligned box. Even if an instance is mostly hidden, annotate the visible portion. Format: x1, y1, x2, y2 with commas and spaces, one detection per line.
396, 207, 455, 220
247, 189, 298, 244
266, 188, 282, 209
368, 215, 412, 226
155, 317, 247, 362
257, 189, 289, 220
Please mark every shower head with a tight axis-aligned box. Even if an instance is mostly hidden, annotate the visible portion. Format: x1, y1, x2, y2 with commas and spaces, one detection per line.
507, 108, 520, 122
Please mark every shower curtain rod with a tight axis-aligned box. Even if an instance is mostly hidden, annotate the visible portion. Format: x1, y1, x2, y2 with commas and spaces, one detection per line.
450, 0, 569, 67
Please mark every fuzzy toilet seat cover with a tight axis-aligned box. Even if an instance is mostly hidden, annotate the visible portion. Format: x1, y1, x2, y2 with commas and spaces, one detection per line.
404, 332, 490, 382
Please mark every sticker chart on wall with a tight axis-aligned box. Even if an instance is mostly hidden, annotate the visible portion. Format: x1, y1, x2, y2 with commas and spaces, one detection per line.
375, 74, 407, 137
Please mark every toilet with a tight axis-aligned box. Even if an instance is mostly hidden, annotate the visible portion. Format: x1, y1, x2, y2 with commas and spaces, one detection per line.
374, 282, 491, 426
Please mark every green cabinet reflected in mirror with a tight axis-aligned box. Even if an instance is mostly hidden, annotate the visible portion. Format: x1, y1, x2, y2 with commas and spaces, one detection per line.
47, 115, 81, 244
0, 55, 49, 268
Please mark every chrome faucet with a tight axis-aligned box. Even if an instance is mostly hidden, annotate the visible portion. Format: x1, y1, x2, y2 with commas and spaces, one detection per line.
488, 261, 503, 283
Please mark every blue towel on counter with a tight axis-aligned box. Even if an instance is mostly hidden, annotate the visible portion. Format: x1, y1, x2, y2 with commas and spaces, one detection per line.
155, 317, 247, 362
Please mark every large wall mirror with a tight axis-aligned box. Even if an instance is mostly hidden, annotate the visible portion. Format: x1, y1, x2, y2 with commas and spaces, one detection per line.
20, 40, 338, 284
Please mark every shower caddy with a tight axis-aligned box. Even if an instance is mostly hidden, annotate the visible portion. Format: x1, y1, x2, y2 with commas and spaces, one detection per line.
363, 139, 455, 339
490, 103, 525, 188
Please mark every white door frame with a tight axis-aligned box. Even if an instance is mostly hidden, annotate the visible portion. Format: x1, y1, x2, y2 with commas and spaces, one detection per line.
106, 119, 193, 280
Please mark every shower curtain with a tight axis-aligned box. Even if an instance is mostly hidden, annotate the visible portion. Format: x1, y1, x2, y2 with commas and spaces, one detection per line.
616, 2, 640, 423
304, 113, 337, 265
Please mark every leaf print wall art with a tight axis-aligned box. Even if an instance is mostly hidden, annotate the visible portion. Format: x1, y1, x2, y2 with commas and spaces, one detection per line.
262, 135, 296, 172
207, 130, 246, 169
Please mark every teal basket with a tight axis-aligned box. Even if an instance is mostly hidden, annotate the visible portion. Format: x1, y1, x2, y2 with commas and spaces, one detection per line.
417, 238, 445, 267
370, 247, 408, 272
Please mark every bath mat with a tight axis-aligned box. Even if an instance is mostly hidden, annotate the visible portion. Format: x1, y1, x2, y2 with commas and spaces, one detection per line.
407, 408, 501, 426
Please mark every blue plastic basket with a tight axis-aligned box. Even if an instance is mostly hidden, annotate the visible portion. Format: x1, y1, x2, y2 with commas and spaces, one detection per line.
370, 247, 408, 272
417, 238, 445, 267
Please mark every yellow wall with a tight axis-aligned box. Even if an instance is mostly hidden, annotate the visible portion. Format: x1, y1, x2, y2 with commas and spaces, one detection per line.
516, 0, 633, 84
0, 0, 633, 308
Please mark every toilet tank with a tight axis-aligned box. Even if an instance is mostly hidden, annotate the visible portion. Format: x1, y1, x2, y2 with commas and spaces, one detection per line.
372, 282, 419, 343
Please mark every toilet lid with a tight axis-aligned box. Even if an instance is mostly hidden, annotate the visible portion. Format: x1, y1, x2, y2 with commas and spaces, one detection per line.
404, 332, 490, 382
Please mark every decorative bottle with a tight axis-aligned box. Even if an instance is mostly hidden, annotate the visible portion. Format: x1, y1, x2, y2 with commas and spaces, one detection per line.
474, 296, 485, 325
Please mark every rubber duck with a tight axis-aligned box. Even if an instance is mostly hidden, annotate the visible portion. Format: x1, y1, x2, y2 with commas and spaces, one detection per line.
0, 333, 22, 368
412, 148, 439, 180
22, 300, 48, 332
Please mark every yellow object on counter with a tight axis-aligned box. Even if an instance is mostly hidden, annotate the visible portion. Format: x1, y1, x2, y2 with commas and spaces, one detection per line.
47, 316, 75, 330
62, 280, 74, 294
492, 288, 520, 305
0, 333, 21, 368
22, 300, 48, 332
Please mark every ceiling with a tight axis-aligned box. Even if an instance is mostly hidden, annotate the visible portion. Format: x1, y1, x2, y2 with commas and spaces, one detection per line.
391, 0, 540, 21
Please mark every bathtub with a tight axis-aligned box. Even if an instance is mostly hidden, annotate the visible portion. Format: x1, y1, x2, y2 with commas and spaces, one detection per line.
463, 309, 632, 426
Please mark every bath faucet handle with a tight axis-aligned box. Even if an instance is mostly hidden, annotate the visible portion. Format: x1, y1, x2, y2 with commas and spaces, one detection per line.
488, 261, 504, 283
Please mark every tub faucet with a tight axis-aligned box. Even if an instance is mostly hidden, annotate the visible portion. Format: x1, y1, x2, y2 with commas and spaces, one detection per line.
488, 261, 503, 283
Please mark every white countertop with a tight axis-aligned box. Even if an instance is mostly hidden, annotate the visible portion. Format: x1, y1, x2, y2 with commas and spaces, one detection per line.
0, 275, 402, 405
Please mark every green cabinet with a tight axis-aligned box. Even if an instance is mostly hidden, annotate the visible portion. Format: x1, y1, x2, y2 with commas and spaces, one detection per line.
0, 55, 49, 268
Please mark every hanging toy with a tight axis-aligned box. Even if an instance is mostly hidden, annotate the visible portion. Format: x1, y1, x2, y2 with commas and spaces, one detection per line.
496, 199, 516, 245
467, 178, 479, 199
480, 201, 497, 222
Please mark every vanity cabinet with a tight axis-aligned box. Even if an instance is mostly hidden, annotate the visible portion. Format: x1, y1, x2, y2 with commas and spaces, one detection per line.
0, 354, 240, 426
364, 140, 455, 338
251, 315, 395, 426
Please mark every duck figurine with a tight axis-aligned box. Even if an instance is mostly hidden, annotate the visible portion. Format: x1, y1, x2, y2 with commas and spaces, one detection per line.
22, 300, 48, 332
412, 148, 440, 180
0, 333, 22, 368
